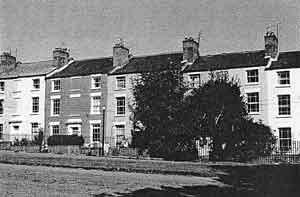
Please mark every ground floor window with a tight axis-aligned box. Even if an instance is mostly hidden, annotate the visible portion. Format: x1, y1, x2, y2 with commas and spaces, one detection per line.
31, 123, 39, 136
52, 125, 59, 135
115, 124, 126, 146
92, 124, 101, 142
279, 127, 291, 152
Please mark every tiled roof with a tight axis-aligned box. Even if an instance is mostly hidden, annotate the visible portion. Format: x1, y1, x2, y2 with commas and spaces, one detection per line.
184, 50, 268, 72
48, 57, 113, 78
266, 51, 300, 70
0, 60, 55, 79
110, 52, 183, 75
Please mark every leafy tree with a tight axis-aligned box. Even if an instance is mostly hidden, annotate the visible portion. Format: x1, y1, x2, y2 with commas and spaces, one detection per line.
185, 73, 276, 161
131, 67, 197, 160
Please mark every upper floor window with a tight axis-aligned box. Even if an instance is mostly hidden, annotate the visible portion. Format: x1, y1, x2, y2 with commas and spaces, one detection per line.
189, 74, 200, 88
91, 76, 101, 89
52, 80, 61, 92
277, 71, 290, 85
51, 98, 60, 115
247, 92, 259, 113
116, 97, 125, 115
0, 81, 4, 92
91, 96, 101, 114
246, 69, 259, 83
0, 99, 3, 115
116, 76, 126, 89
33, 79, 40, 89
278, 95, 290, 115
279, 127, 291, 152
32, 97, 39, 113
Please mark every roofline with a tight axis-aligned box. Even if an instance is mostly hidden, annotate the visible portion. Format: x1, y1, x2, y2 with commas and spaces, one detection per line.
46, 60, 74, 78
131, 51, 182, 59
0, 73, 47, 80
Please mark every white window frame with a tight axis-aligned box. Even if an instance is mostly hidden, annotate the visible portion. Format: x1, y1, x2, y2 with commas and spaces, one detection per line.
51, 125, 60, 135
189, 74, 200, 88
115, 124, 125, 146
116, 76, 126, 89
279, 127, 292, 152
246, 92, 259, 114
67, 124, 81, 135
116, 96, 126, 116
278, 95, 291, 116
91, 75, 101, 89
31, 122, 39, 136
277, 71, 290, 85
90, 95, 101, 114
246, 69, 259, 84
51, 98, 61, 116
91, 123, 101, 142
32, 78, 40, 90
52, 79, 61, 92
32, 97, 39, 113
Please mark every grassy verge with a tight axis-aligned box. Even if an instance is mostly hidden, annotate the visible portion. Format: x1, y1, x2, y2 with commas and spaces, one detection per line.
0, 150, 223, 177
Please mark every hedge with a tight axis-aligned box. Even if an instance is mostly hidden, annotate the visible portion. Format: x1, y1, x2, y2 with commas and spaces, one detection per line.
47, 135, 84, 146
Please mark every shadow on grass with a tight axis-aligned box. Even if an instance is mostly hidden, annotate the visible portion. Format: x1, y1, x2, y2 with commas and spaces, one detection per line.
95, 164, 300, 197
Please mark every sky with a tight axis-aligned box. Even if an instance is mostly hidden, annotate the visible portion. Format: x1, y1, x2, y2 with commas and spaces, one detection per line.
0, 0, 300, 62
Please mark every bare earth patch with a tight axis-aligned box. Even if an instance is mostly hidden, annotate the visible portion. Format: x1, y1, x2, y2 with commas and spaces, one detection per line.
0, 163, 225, 197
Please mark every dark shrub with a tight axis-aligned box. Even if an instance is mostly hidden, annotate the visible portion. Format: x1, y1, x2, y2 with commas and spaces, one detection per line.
47, 135, 84, 146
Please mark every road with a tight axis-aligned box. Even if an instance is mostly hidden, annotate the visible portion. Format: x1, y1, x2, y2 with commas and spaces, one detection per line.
0, 163, 224, 197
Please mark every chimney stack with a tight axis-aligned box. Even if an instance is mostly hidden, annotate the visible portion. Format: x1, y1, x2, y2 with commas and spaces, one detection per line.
264, 31, 278, 59
0, 52, 16, 65
182, 37, 199, 64
113, 41, 129, 67
53, 47, 70, 68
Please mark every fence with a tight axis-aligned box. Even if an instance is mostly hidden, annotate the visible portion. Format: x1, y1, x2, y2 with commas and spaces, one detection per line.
256, 140, 300, 164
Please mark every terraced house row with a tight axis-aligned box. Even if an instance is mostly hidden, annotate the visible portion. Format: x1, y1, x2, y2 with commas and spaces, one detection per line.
0, 31, 299, 151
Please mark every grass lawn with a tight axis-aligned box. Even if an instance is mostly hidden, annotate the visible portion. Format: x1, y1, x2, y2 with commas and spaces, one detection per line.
0, 151, 224, 177
0, 151, 300, 196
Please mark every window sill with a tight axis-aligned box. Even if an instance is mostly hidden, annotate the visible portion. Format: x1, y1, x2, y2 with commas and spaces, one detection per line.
69, 114, 80, 117
248, 112, 260, 115
12, 91, 21, 93
91, 87, 101, 90
90, 112, 101, 115
51, 90, 61, 93
245, 83, 259, 86
275, 85, 291, 88
51, 114, 60, 117
31, 89, 40, 92
69, 89, 80, 92
115, 88, 126, 91
12, 114, 20, 117
115, 114, 126, 117
30, 113, 40, 115
276, 115, 291, 118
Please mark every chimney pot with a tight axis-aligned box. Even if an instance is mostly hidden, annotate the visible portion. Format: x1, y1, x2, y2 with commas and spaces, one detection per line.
53, 47, 70, 68
113, 42, 129, 67
264, 31, 278, 59
182, 37, 199, 64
